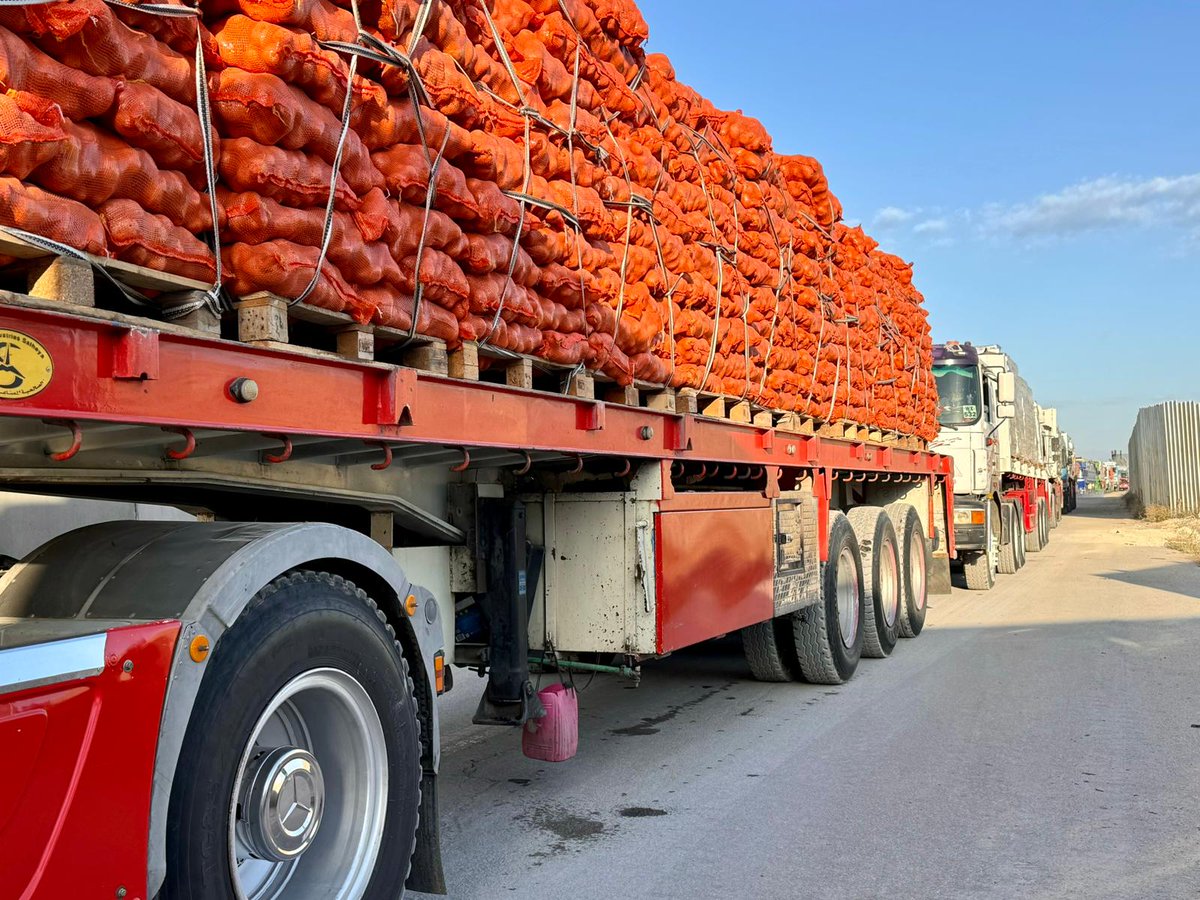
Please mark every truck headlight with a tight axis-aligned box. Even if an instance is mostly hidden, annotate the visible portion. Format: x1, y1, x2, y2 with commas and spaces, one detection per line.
954, 510, 986, 525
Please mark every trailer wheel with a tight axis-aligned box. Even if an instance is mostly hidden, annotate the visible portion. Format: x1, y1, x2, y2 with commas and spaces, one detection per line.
1024, 501, 1046, 554
998, 503, 1020, 575
1040, 499, 1051, 546
792, 511, 863, 684
887, 503, 929, 638
846, 507, 900, 659
742, 617, 800, 682
162, 572, 422, 900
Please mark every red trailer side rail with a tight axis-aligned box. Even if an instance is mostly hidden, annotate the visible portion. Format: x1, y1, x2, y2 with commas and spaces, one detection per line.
0, 299, 953, 558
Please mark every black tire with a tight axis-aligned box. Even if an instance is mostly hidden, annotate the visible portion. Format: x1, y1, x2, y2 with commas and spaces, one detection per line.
1039, 499, 1050, 548
962, 502, 998, 591
998, 503, 1019, 575
887, 502, 929, 638
792, 511, 863, 684
846, 507, 900, 659
963, 551, 994, 590
742, 617, 800, 682
162, 572, 422, 900
1024, 500, 1045, 553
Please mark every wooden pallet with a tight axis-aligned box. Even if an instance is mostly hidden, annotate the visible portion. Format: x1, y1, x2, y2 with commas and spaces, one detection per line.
678, 389, 754, 423
233, 293, 448, 370
595, 378, 677, 412
445, 341, 595, 399
669, 392, 929, 451
0, 231, 215, 324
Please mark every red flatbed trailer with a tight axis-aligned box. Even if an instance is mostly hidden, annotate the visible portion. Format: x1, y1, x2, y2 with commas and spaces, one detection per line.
0, 293, 953, 899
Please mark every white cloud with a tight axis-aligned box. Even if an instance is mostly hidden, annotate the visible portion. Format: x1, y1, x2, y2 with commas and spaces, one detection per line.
872, 173, 1200, 245
913, 218, 949, 235
983, 174, 1200, 237
873, 206, 916, 228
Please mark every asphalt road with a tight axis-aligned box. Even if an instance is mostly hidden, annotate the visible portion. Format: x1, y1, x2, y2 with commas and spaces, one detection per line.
415, 494, 1200, 900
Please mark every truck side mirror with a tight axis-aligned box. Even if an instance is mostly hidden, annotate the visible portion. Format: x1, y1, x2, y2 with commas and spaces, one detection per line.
997, 402, 1016, 420
997, 372, 1016, 404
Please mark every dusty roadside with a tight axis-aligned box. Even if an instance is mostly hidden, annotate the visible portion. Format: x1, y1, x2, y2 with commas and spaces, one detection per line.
1118, 493, 1200, 563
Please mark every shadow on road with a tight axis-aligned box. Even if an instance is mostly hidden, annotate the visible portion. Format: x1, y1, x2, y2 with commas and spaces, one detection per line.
1099, 563, 1200, 601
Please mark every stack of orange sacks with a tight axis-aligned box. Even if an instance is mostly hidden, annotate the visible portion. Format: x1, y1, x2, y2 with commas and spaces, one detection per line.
0, 0, 938, 441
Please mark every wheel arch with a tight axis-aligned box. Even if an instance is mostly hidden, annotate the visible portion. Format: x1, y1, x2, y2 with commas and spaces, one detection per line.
0, 521, 444, 898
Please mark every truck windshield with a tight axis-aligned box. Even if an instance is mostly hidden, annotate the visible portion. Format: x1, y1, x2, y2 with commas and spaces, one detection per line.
933, 364, 983, 427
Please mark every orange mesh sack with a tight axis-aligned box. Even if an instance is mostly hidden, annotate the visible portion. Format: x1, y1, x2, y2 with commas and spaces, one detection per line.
99, 199, 217, 283
218, 190, 400, 289
0, 177, 106, 255
31, 122, 214, 232
0, 26, 117, 119
224, 240, 375, 321
0, 89, 67, 180
210, 68, 382, 195
107, 81, 215, 182
218, 138, 359, 211
22, 0, 196, 105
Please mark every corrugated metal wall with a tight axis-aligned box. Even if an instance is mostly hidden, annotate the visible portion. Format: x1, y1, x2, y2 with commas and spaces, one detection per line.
1128, 401, 1200, 515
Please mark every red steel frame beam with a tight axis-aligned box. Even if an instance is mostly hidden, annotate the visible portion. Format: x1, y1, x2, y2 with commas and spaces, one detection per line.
0, 303, 952, 481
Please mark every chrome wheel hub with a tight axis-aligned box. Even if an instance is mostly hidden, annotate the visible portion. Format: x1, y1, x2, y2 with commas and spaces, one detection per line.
239, 747, 325, 863
910, 536, 927, 611
880, 542, 900, 628
837, 546, 861, 648
229, 668, 388, 900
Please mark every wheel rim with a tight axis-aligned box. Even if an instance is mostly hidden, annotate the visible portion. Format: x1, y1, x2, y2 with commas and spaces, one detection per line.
909, 529, 927, 611
880, 540, 900, 628
836, 545, 860, 648
229, 668, 388, 900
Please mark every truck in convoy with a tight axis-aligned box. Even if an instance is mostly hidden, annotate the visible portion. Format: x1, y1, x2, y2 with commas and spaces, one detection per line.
1040, 406, 1078, 517
931, 342, 1071, 590
0, 296, 955, 899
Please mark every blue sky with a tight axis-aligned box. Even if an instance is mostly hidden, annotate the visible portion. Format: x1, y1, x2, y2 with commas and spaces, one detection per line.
637, 0, 1200, 458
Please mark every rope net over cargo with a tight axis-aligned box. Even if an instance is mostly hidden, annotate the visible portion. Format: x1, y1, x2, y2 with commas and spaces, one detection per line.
0, 0, 938, 441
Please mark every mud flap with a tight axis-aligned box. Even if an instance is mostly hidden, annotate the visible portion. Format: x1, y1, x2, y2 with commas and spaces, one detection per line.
406, 773, 447, 894
929, 550, 953, 595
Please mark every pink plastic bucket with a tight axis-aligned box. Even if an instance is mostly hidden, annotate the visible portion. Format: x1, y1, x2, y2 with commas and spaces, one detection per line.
522, 683, 579, 762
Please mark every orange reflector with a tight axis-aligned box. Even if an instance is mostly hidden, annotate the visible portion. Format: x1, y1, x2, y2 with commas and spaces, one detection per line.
405, 594, 418, 617
970, 511, 986, 525
188, 634, 210, 663
434, 653, 446, 694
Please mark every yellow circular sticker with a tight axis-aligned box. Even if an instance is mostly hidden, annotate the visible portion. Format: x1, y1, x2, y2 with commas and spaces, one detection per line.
0, 330, 53, 399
